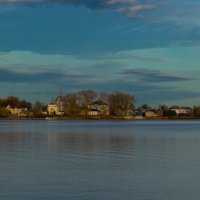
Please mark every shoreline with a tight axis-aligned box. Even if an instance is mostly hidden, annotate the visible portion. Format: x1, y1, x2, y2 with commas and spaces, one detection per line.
1, 116, 200, 121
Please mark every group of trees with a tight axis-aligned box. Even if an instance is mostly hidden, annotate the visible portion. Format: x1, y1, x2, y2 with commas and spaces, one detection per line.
63, 90, 136, 116
159, 105, 177, 117
0, 90, 136, 117
4, 90, 200, 118
0, 96, 44, 117
159, 104, 200, 117
193, 106, 200, 117
136, 104, 199, 118
65, 90, 98, 115
0, 96, 32, 109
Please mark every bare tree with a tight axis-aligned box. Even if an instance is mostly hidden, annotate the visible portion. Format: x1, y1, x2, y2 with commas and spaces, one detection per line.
64, 93, 80, 115
77, 90, 97, 115
77, 90, 97, 114
109, 91, 135, 116
99, 92, 110, 104
32, 100, 43, 117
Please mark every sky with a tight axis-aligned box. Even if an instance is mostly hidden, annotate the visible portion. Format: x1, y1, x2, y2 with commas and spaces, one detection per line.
0, 0, 200, 106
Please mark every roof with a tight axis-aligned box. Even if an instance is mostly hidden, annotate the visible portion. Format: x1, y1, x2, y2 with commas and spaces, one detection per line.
48, 103, 58, 106
170, 107, 193, 110
89, 100, 108, 105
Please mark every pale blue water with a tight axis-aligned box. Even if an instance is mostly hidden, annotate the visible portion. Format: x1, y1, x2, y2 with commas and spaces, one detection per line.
0, 120, 200, 200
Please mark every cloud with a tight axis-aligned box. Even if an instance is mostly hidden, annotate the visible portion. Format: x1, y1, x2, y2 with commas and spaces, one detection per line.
137, 89, 200, 106
121, 68, 192, 83
0, 0, 156, 18
107, 0, 137, 5
0, 66, 199, 105
145, 1, 200, 27
116, 4, 155, 18
58, 75, 200, 106
0, 0, 200, 28
0, 68, 65, 83
0, 68, 90, 83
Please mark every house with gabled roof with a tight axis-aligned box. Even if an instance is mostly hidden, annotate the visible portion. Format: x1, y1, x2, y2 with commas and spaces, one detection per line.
6, 105, 29, 117
47, 93, 65, 116
170, 106, 193, 116
87, 100, 109, 116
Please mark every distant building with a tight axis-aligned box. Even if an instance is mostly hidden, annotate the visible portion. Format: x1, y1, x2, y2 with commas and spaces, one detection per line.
134, 115, 144, 120
87, 109, 102, 116
136, 105, 157, 118
47, 93, 65, 116
55, 95, 65, 113
47, 102, 64, 116
47, 103, 58, 115
144, 110, 157, 118
170, 106, 193, 116
6, 105, 29, 117
155, 110, 163, 117
88, 100, 109, 116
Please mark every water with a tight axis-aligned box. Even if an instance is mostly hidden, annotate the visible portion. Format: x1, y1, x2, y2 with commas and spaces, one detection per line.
0, 120, 200, 200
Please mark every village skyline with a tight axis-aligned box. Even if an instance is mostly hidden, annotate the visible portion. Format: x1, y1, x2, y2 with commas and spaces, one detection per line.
1, 89, 200, 119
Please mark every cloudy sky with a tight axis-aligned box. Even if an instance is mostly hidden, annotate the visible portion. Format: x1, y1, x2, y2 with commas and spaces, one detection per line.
0, 0, 200, 106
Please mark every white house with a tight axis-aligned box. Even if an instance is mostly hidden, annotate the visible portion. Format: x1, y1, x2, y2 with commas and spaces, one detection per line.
47, 103, 64, 116
6, 105, 28, 117
170, 107, 193, 115
47, 94, 65, 116
144, 110, 157, 118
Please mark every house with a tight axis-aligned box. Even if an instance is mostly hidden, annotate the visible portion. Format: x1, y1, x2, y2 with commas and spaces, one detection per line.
55, 95, 65, 113
6, 105, 29, 117
47, 103, 58, 115
47, 103, 64, 116
144, 110, 157, 118
170, 106, 193, 116
47, 95, 65, 116
87, 100, 109, 116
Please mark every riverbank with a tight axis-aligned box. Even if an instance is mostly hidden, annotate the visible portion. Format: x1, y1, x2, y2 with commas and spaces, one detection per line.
1, 116, 200, 121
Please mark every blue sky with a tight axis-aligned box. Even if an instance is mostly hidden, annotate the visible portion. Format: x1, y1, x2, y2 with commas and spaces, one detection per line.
0, 0, 200, 106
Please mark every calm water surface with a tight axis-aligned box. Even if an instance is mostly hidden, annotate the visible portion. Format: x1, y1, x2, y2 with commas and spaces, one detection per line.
0, 120, 200, 200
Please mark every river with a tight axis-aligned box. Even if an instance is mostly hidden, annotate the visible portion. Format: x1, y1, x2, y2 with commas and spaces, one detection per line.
0, 120, 200, 200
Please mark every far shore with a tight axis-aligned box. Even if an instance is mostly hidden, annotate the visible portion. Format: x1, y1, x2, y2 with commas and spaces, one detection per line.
1, 116, 200, 121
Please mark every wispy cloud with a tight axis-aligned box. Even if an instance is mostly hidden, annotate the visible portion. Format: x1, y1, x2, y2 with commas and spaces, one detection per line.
0, 67, 90, 83
1, 0, 200, 28
121, 68, 192, 83
116, 4, 155, 18
0, 68, 65, 83
107, 0, 137, 5
0, 0, 156, 18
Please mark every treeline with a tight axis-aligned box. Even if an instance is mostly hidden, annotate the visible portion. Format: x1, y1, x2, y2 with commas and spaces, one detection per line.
0, 96, 32, 109
61, 90, 135, 116
0, 96, 43, 117
1, 90, 200, 119
0, 90, 136, 117
138, 104, 200, 118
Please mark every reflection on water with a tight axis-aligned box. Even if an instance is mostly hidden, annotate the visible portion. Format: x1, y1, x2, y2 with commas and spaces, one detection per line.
0, 131, 135, 156
1, 120, 200, 200
49, 133, 134, 155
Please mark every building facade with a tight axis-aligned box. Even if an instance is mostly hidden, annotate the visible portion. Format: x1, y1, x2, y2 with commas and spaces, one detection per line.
47, 94, 65, 116
88, 100, 109, 116
6, 105, 29, 117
